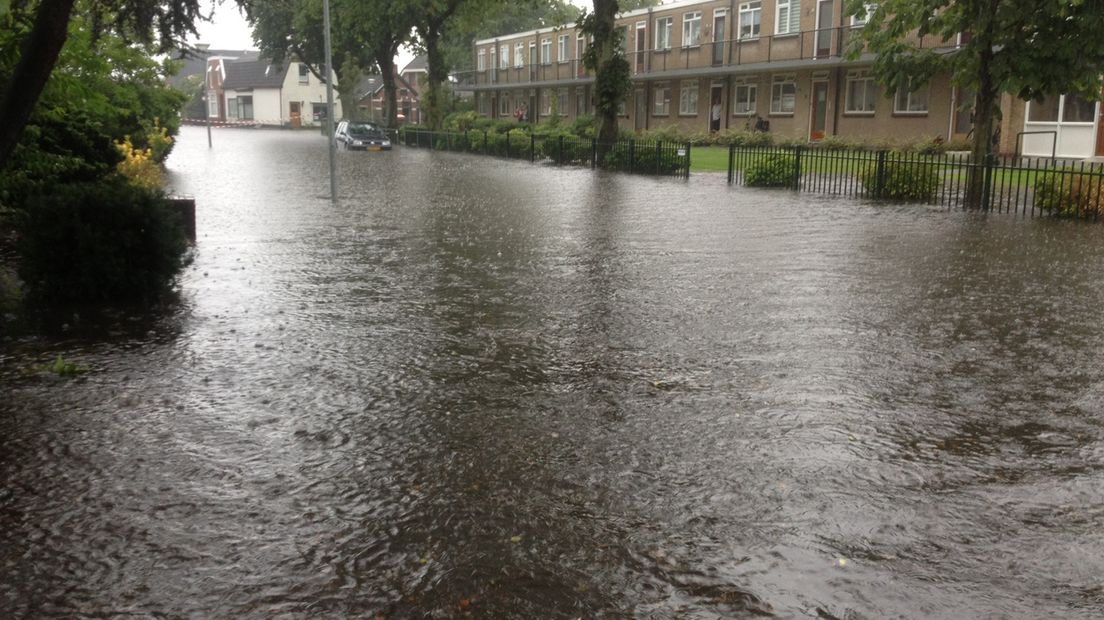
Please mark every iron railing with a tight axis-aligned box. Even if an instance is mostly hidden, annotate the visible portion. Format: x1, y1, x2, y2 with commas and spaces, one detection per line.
399, 128, 691, 178
727, 145, 1104, 220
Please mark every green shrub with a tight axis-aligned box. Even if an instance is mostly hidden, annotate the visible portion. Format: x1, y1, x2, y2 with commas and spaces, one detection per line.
860, 159, 941, 201
744, 153, 797, 188
602, 141, 683, 175
814, 135, 863, 151
536, 134, 593, 165
715, 129, 773, 147
571, 114, 596, 138
443, 111, 480, 131
1034, 171, 1104, 217
16, 179, 188, 304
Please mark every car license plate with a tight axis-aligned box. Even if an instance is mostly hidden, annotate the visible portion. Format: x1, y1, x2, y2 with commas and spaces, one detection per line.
368, 145, 382, 152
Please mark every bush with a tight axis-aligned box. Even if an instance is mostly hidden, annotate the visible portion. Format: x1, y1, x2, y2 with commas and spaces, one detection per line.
115, 138, 163, 191
715, 129, 773, 147
571, 114, 596, 138
744, 153, 797, 188
16, 179, 188, 304
443, 111, 480, 132
860, 159, 941, 201
602, 141, 684, 175
1034, 171, 1104, 217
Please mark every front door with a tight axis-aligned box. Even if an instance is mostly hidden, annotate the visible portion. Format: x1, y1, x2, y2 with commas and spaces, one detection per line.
815, 0, 834, 58
810, 81, 829, 140
709, 84, 724, 132
635, 23, 647, 73
712, 10, 727, 65
635, 88, 647, 131
289, 101, 301, 129
1096, 87, 1104, 156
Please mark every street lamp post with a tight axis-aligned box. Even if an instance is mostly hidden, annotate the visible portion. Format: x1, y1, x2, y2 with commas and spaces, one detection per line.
322, 0, 337, 201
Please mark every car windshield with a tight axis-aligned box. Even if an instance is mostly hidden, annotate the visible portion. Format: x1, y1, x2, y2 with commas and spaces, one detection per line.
347, 123, 378, 137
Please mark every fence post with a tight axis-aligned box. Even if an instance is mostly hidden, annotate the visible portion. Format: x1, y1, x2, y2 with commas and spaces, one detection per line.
684, 142, 692, 178
728, 143, 735, 184
558, 135, 564, 165
630, 140, 635, 174
484, 130, 489, 155
655, 141, 661, 175
792, 146, 803, 189
592, 137, 598, 170
874, 150, 888, 198
506, 129, 511, 158
530, 134, 536, 162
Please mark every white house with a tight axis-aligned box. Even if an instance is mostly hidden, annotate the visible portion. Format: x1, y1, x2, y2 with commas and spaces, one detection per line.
219, 59, 341, 128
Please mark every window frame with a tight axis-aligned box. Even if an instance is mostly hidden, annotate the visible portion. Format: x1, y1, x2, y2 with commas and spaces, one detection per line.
477, 49, 486, 71
653, 83, 671, 116
775, 0, 799, 36
732, 81, 757, 116
500, 45, 510, 69
770, 75, 796, 115
298, 63, 309, 84
499, 93, 511, 116
851, 3, 877, 26
558, 34, 570, 63
515, 43, 525, 67
679, 80, 699, 116
738, 1, 762, 40
541, 38, 552, 65
656, 17, 673, 51
893, 79, 930, 115
683, 12, 702, 48
845, 71, 878, 114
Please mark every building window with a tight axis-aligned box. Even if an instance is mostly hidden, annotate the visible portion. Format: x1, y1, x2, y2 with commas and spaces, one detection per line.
1062, 93, 1096, 122
499, 94, 511, 116
738, 1, 761, 39
656, 17, 672, 50
207, 91, 218, 117
770, 75, 796, 114
225, 97, 237, 119
298, 63, 309, 84
894, 80, 929, 114
679, 80, 699, 115
851, 3, 877, 26
310, 101, 326, 122
478, 93, 488, 115
478, 49, 486, 71
515, 43, 525, 67
618, 26, 629, 54
732, 82, 757, 115
558, 34, 569, 62
541, 38, 552, 64
500, 45, 509, 69
775, 0, 800, 35
654, 83, 670, 115
558, 90, 568, 115
846, 71, 878, 113
541, 90, 552, 115
683, 12, 702, 47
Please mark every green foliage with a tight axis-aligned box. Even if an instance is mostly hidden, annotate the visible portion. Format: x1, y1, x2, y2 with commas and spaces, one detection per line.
1034, 171, 1104, 218
860, 159, 941, 201
443, 110, 480, 131
16, 179, 187, 305
47, 355, 88, 377
745, 153, 797, 188
602, 141, 684, 175
571, 114, 596, 138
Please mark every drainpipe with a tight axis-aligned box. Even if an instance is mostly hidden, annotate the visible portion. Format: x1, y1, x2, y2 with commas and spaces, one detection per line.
948, 81, 957, 141
728, 0, 736, 65
831, 67, 842, 137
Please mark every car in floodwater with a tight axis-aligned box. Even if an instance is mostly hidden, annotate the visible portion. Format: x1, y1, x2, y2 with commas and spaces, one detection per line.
334, 121, 392, 151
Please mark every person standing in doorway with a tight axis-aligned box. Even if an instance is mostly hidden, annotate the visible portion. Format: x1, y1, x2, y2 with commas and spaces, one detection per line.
710, 99, 722, 132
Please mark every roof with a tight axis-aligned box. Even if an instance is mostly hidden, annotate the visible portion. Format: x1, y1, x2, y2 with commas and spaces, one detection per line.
401, 55, 428, 73
222, 60, 290, 90
168, 46, 259, 88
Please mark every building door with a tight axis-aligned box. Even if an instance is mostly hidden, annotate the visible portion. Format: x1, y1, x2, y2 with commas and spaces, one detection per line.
712, 9, 727, 65
1096, 88, 1104, 156
709, 84, 724, 132
635, 22, 647, 73
810, 81, 829, 140
635, 88, 647, 131
289, 101, 302, 129
577, 34, 586, 78
529, 43, 537, 81
815, 0, 834, 58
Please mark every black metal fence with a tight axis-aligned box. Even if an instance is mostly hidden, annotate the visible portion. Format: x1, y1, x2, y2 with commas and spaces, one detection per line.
727, 146, 1104, 220
399, 128, 691, 178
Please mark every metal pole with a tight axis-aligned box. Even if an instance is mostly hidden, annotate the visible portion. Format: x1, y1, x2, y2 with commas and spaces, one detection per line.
322, 0, 337, 201
203, 94, 212, 148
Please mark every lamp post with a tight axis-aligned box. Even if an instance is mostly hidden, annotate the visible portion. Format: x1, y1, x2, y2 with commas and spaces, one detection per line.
323, 0, 337, 201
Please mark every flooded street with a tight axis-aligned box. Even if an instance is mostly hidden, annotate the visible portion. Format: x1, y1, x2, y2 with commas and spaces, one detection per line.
2, 126, 1104, 617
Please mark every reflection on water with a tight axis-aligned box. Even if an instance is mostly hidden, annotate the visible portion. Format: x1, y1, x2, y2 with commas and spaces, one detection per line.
2, 126, 1104, 617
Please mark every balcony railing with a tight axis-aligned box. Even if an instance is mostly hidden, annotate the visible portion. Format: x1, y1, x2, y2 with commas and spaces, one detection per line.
454, 26, 953, 88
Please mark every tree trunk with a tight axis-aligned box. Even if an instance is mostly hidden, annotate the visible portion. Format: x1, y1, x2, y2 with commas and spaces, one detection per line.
0, 0, 77, 170
592, 0, 620, 145
375, 43, 400, 128
966, 20, 998, 209
337, 59, 363, 121
423, 26, 448, 130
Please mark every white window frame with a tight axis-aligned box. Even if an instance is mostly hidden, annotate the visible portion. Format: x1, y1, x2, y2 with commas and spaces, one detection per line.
558, 90, 568, 115
851, 3, 877, 26
515, 43, 525, 67
683, 12, 702, 48
738, 1, 762, 39
893, 79, 929, 114
541, 89, 552, 115
656, 17, 673, 50
775, 0, 800, 36
845, 70, 878, 114
298, 63, 309, 84
770, 75, 796, 115
558, 34, 569, 63
654, 83, 670, 115
478, 93, 489, 115
499, 93, 511, 115
732, 81, 757, 115
477, 49, 486, 71
679, 80, 699, 115
541, 38, 552, 65
500, 45, 509, 69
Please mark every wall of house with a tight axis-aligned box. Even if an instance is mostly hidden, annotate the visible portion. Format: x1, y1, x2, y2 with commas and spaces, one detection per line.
281, 63, 342, 126
253, 88, 284, 125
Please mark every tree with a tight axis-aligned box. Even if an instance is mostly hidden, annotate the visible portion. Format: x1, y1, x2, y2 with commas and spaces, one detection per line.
845, 0, 1104, 206
581, 0, 630, 145
0, 0, 204, 171
440, 0, 581, 72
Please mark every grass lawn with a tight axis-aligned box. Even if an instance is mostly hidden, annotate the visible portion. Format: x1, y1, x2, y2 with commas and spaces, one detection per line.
689, 146, 730, 173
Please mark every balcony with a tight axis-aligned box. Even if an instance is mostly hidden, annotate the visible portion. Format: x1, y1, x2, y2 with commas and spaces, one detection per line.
454, 26, 954, 89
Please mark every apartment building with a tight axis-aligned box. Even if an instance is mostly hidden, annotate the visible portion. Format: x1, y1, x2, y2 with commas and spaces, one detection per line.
458, 0, 970, 143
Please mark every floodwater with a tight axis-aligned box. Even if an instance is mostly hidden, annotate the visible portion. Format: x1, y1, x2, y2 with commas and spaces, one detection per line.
3, 126, 1104, 618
